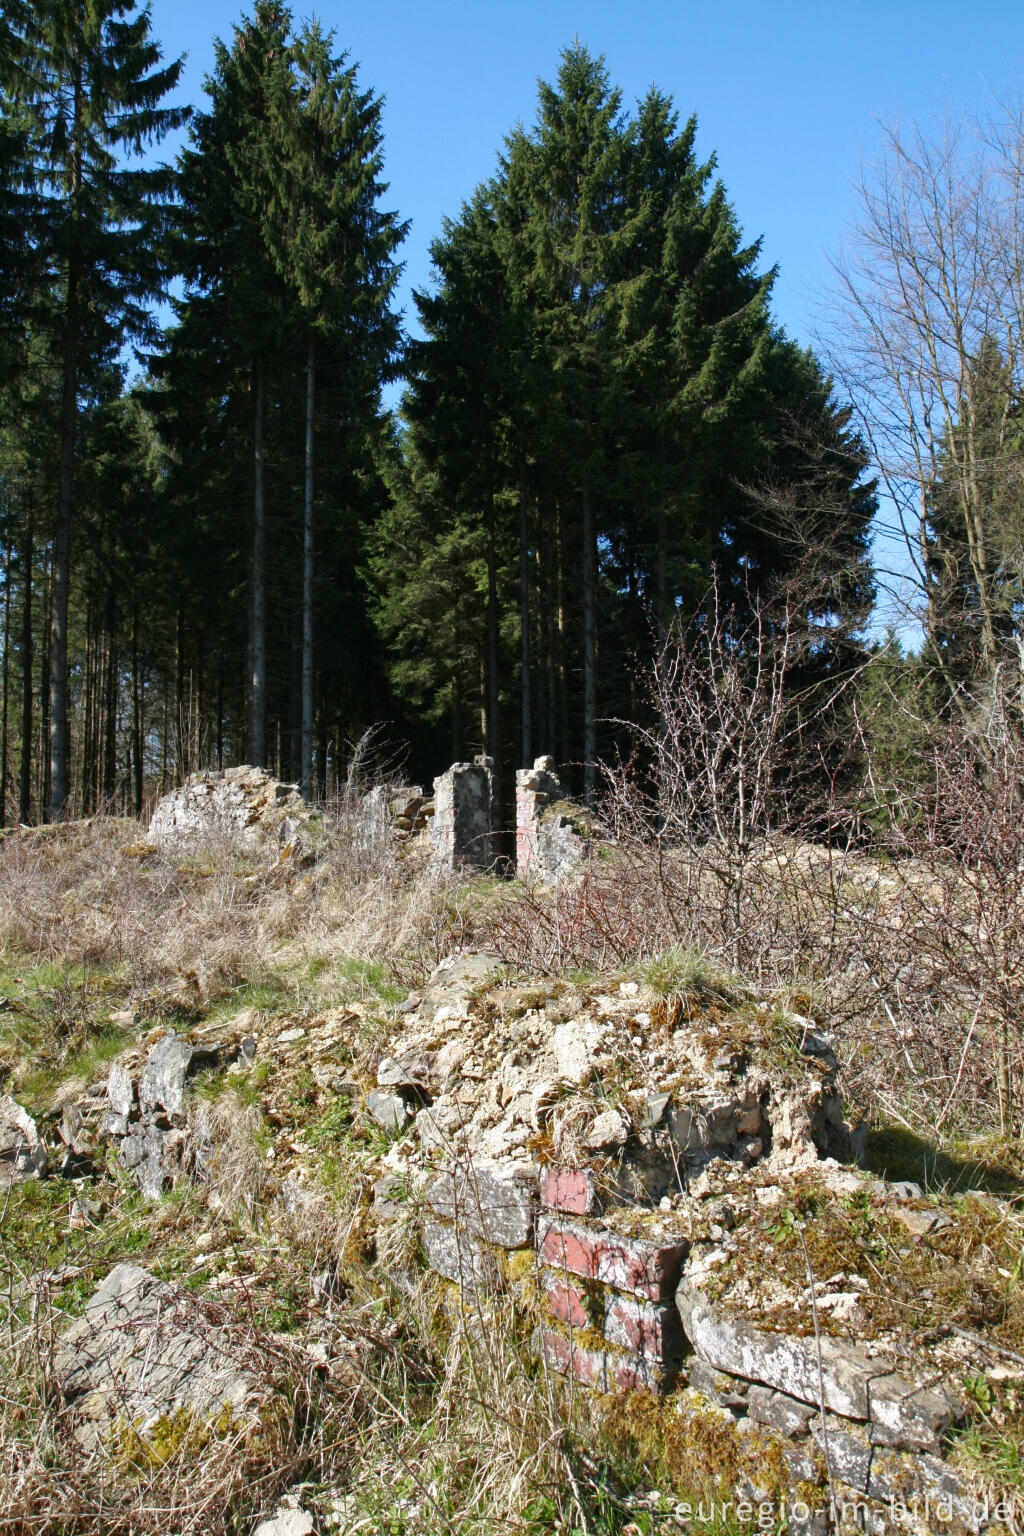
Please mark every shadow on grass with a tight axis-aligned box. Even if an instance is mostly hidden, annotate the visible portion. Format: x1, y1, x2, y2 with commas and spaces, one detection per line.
865, 1123, 1023, 1197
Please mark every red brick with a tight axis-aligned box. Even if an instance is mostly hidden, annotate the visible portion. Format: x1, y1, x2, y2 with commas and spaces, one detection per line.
541, 1272, 589, 1329
540, 1168, 599, 1216
538, 1215, 689, 1301
603, 1292, 683, 1360
538, 1329, 672, 1395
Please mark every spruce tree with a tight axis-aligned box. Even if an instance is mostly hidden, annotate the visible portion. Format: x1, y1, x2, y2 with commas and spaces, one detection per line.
267, 21, 404, 797
8, 0, 185, 816
173, 1, 293, 768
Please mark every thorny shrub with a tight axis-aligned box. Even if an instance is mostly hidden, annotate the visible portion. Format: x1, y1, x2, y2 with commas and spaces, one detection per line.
486, 594, 1024, 1144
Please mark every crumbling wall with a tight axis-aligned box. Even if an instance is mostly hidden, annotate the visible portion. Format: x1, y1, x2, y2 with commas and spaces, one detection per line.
515, 756, 585, 881
147, 766, 322, 858
429, 758, 495, 871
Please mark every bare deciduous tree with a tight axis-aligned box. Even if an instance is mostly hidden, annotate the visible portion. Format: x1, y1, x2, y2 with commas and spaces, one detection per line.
828, 103, 1024, 700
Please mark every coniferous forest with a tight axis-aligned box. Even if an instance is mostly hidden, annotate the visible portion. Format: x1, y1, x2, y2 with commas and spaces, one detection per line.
2, 0, 882, 820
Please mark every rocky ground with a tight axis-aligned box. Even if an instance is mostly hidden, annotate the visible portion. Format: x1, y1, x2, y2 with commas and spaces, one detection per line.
0, 791, 1021, 1536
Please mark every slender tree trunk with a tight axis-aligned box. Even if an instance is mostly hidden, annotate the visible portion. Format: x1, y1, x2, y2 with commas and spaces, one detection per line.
132, 604, 143, 815
50, 276, 79, 820
41, 545, 52, 814
81, 609, 93, 815
104, 631, 117, 803
18, 520, 32, 824
556, 499, 569, 766
175, 610, 185, 779
0, 540, 10, 828
249, 357, 267, 766
451, 666, 461, 760
582, 469, 597, 801
216, 655, 224, 771
300, 334, 315, 801
485, 484, 501, 832
160, 673, 169, 792
518, 452, 531, 766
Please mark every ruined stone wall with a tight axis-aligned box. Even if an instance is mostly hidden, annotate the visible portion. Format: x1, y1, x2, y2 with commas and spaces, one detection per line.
515, 756, 586, 880
429, 758, 495, 871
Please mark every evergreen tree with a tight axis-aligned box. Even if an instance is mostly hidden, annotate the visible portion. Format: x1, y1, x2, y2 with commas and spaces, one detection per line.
8, 0, 185, 816
376, 44, 875, 791
171, 0, 293, 767
266, 21, 404, 797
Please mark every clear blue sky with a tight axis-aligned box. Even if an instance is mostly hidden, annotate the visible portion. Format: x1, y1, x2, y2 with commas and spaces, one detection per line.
147, 0, 1024, 635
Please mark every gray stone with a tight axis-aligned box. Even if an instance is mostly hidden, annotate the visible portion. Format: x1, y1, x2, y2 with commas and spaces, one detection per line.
0, 1093, 39, 1148
251, 1505, 315, 1536
677, 1288, 960, 1452
55, 1264, 255, 1447
107, 1060, 134, 1119
421, 1219, 496, 1291
515, 758, 587, 882
890, 1206, 953, 1238
147, 764, 323, 858
425, 1162, 538, 1248
688, 1357, 748, 1410
430, 760, 495, 871
377, 1054, 431, 1090
419, 953, 503, 1019
365, 1090, 410, 1134
747, 1384, 817, 1437
586, 1108, 629, 1150
646, 1092, 672, 1128
120, 1122, 171, 1199
867, 1372, 962, 1452
139, 1035, 193, 1122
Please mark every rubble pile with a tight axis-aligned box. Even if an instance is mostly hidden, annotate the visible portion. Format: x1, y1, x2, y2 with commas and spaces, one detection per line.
16, 949, 1016, 1531
147, 765, 324, 858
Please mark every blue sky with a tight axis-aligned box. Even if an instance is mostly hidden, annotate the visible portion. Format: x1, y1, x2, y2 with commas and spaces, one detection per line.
147, 0, 1024, 634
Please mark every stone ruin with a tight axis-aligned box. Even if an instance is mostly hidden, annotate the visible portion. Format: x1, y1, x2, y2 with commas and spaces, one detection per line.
32, 949, 1007, 1527
429, 756, 496, 871
147, 765, 323, 859
145, 755, 587, 882
515, 754, 586, 880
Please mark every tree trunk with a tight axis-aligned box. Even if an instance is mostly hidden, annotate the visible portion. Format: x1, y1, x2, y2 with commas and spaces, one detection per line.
300, 333, 315, 801
18, 520, 32, 824
1, 540, 11, 828
486, 485, 501, 832
582, 470, 597, 801
50, 275, 79, 820
132, 604, 143, 815
104, 630, 117, 802
41, 544, 52, 813
249, 356, 267, 766
556, 499, 569, 766
518, 451, 531, 766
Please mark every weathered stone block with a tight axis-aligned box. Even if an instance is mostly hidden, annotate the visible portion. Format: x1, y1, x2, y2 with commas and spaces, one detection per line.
430, 760, 495, 871
539, 1215, 688, 1301
540, 1168, 600, 1216
421, 1219, 495, 1291
425, 1162, 537, 1248
365, 1090, 410, 1134
107, 1060, 134, 1119
747, 1384, 817, 1437
515, 758, 585, 881
677, 1287, 961, 1452
139, 1034, 193, 1122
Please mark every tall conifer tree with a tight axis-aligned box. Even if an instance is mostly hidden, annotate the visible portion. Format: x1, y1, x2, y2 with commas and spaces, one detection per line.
8, 0, 185, 816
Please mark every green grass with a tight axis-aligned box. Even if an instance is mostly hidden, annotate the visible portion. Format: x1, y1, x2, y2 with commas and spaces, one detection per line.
864, 1122, 1023, 1196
